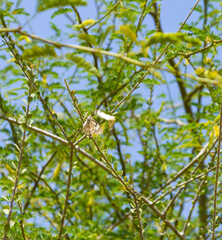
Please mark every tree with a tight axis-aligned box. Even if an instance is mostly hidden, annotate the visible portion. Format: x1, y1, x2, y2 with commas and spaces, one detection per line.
0, 0, 222, 239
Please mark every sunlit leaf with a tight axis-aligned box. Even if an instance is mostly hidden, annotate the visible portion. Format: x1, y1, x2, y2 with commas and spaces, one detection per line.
22, 44, 57, 59
37, 0, 86, 12
66, 53, 101, 77
120, 25, 138, 43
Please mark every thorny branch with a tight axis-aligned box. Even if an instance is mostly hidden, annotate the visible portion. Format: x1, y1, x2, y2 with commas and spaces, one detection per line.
212, 96, 222, 239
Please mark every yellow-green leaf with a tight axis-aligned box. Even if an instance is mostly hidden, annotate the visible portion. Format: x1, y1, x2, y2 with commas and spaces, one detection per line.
214, 114, 220, 123
120, 25, 137, 43
209, 131, 214, 147
66, 53, 101, 77
37, 0, 86, 12
74, 19, 96, 29
195, 67, 205, 76
3, 209, 10, 215
213, 125, 219, 137
52, 162, 62, 179
22, 44, 57, 59
86, 195, 94, 207
142, 32, 202, 47
17, 183, 26, 190
78, 33, 97, 46
42, 75, 47, 85
18, 35, 31, 43
178, 140, 201, 149
81, 19, 96, 27
150, 69, 163, 81
5, 164, 15, 175
6, 58, 16, 63
162, 162, 167, 171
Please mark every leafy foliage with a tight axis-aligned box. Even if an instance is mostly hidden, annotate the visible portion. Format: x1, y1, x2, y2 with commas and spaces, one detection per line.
66, 53, 101, 77
0, 0, 222, 239
37, 0, 87, 12
22, 44, 57, 59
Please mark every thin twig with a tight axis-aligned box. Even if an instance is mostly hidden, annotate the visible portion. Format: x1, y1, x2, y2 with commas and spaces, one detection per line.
90, 137, 185, 239
1, 30, 70, 142
113, 127, 126, 176
96, 68, 144, 110
138, 195, 185, 240
0, 27, 147, 67
0, 114, 113, 175
182, 175, 208, 235
159, 118, 185, 126
58, 144, 74, 240
177, 39, 222, 58
64, 79, 84, 123
28, 169, 74, 227
86, 1, 120, 30
106, 211, 131, 231
23, 152, 57, 213
114, 0, 149, 75
212, 96, 222, 239
152, 165, 215, 205
107, 160, 220, 235
110, 0, 201, 114
1, 111, 184, 238
129, 158, 144, 240
18, 202, 26, 240
3, 56, 33, 240
163, 187, 185, 215
151, 138, 217, 197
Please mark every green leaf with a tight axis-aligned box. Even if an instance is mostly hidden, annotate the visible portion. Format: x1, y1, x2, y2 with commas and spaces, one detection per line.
142, 32, 202, 47
99, 25, 114, 45
66, 53, 101, 77
124, 175, 128, 182
22, 105, 26, 112
3, 209, 10, 215
114, 161, 118, 171
22, 44, 57, 59
12, 8, 29, 16
107, 155, 113, 163
10, 221, 15, 228
74, 19, 96, 29
120, 25, 138, 43
37, 0, 87, 12
51, 7, 72, 19
78, 33, 97, 46
18, 35, 31, 43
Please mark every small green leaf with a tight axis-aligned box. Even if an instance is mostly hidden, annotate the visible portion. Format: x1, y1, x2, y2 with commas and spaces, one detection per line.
142, 32, 202, 47
107, 155, 113, 163
22, 105, 26, 112
3, 209, 10, 215
18, 35, 31, 43
143, 222, 148, 228
124, 175, 127, 182
114, 161, 118, 171
78, 33, 97, 46
51, 8, 72, 19
10, 221, 15, 228
22, 44, 57, 59
74, 19, 96, 29
28, 96, 33, 102
162, 162, 167, 171
66, 54, 101, 77
120, 25, 138, 43
37, 0, 87, 12
8, 176, 15, 182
